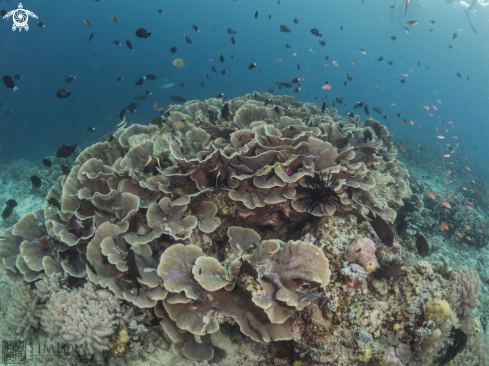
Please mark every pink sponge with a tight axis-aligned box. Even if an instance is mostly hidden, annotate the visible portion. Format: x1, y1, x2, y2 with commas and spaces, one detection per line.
345, 237, 376, 273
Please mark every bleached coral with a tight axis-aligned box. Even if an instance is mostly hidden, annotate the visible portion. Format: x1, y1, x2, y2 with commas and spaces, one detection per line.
34, 273, 63, 301
0, 280, 43, 340
448, 267, 481, 318
41, 282, 120, 355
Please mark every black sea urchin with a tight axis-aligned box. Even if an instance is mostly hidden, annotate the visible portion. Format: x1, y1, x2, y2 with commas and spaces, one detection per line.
296, 172, 342, 215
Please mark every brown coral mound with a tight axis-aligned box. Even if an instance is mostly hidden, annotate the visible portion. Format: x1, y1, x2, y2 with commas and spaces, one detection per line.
0, 92, 417, 363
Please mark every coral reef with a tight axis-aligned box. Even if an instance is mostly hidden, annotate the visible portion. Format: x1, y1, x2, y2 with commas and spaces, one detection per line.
0, 92, 488, 365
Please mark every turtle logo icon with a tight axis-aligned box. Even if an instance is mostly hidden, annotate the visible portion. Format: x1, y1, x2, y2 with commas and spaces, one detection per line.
3, 3, 38, 32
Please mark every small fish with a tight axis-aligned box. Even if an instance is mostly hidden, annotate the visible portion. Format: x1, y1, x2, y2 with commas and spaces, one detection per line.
135, 77, 145, 86
184, 34, 192, 43
158, 9, 164, 15
456, 72, 462, 78
221, 70, 227, 75
192, 24, 200, 32
388, 61, 393, 65
332, 60, 338, 67
2, 199, 18, 219
321, 102, 326, 113
37, 22, 46, 28
280, 25, 291, 33
322, 82, 332, 90
146, 74, 157, 81
230, 37, 236, 45
227, 28, 237, 34
452, 33, 457, 40
358, 48, 367, 55
405, 20, 418, 26
403, 27, 410, 34
364, 105, 369, 115
87, 127, 96, 132
61, 165, 71, 175
310, 28, 322, 37
268, 15, 271, 19
430, 20, 435, 24
405, 0, 411, 13
47, 197, 61, 210
170, 95, 186, 103
441, 201, 452, 209
293, 87, 300, 93
400, 79, 405, 83
83, 19, 93, 28
88, 32, 94, 42
276, 58, 284, 62
160, 83, 174, 89
56, 89, 71, 98
117, 118, 127, 130
135, 28, 151, 38
30, 175, 42, 188
221, 102, 230, 119
428, 29, 434, 32
178, 82, 184, 88
429, 192, 435, 200
319, 40, 326, 46
294, 18, 299, 24
391, 35, 396, 40
377, 56, 384, 61
111, 15, 118, 24
127, 102, 137, 113
127, 249, 142, 295
173, 58, 185, 68
170, 46, 178, 53
220, 55, 225, 63
42, 159, 52, 167
248, 63, 257, 70
269, 87, 274, 93
113, 40, 122, 46
2, 75, 18, 92
372, 107, 383, 114
65, 75, 76, 83
126, 40, 134, 51
255, 11, 258, 18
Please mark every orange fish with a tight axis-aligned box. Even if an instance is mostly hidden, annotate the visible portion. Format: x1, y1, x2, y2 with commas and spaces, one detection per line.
322, 83, 332, 90
410, 120, 414, 125
444, 178, 449, 184
400, 147, 406, 152
441, 201, 451, 208
436, 135, 445, 139
456, 232, 463, 238
465, 166, 471, 171
401, 73, 408, 76
276, 58, 284, 62
463, 243, 469, 248
462, 187, 467, 190
350, 61, 355, 65
440, 221, 449, 231
432, 105, 438, 110
437, 99, 442, 103
472, 179, 476, 183
454, 250, 458, 253
422, 105, 430, 111
451, 136, 457, 139
324, 63, 330, 67
415, 133, 421, 136
333, 60, 339, 67
443, 154, 451, 158
466, 205, 474, 210
429, 192, 435, 200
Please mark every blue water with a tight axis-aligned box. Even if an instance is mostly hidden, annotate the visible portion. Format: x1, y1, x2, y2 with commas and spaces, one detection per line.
0, 0, 488, 183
